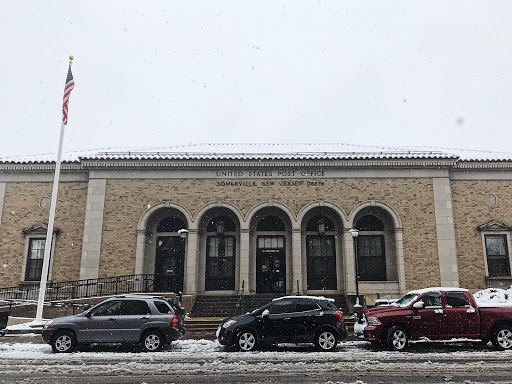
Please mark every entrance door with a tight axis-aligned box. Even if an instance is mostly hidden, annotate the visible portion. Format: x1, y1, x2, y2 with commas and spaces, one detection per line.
154, 236, 185, 293
306, 235, 337, 290
256, 236, 286, 294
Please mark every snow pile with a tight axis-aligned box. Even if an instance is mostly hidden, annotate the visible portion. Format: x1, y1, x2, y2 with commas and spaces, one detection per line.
353, 320, 366, 338
474, 287, 512, 307
5, 319, 46, 331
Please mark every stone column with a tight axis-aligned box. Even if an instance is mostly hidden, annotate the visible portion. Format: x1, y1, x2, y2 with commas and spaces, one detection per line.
239, 228, 250, 294
291, 228, 303, 294
0, 182, 5, 225
79, 179, 106, 280
184, 229, 198, 295
135, 230, 146, 275
344, 230, 357, 293
433, 178, 460, 287
395, 229, 406, 294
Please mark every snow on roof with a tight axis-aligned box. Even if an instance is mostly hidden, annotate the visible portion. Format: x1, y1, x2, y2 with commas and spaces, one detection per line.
0, 143, 512, 163
407, 287, 470, 295
2, 142, 512, 164
273, 295, 335, 302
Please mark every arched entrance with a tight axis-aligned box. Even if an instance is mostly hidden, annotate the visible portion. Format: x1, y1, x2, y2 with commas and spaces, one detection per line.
352, 207, 398, 282
154, 216, 187, 293
204, 215, 237, 291
305, 215, 337, 290
255, 215, 287, 294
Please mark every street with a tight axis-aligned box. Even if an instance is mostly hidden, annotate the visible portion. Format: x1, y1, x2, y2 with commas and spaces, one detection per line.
0, 336, 510, 383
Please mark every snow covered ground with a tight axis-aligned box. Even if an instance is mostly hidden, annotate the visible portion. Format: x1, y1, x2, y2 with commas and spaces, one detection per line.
0, 338, 509, 383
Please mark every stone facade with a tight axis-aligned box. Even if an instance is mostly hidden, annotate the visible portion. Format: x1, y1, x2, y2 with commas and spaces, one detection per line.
0, 153, 511, 304
0, 181, 87, 286
451, 179, 512, 289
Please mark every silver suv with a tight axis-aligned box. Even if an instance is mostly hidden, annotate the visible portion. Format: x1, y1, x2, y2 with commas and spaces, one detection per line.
42, 295, 186, 353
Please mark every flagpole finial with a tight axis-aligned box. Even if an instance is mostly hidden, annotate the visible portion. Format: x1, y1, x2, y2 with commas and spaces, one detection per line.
69, 55, 74, 61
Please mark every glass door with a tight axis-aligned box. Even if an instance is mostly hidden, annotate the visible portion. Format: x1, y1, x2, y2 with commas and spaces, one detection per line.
154, 236, 185, 293
256, 236, 286, 294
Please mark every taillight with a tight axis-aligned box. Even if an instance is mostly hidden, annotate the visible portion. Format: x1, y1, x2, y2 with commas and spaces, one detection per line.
171, 315, 178, 327
332, 311, 343, 321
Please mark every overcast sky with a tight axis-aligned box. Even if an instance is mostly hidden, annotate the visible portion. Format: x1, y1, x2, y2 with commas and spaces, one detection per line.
1, 1, 511, 158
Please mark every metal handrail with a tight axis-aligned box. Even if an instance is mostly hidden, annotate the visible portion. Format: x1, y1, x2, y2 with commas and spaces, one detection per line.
0, 274, 162, 302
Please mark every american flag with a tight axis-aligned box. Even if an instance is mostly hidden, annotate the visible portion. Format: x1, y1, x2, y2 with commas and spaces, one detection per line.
62, 63, 75, 125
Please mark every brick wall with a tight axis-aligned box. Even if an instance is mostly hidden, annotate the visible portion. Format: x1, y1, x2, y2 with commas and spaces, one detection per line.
451, 180, 512, 290
0, 182, 87, 287
100, 178, 439, 290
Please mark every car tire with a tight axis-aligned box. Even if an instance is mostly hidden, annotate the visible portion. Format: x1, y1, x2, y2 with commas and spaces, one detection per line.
386, 325, 408, 352
491, 325, 512, 350
141, 330, 164, 352
51, 330, 77, 353
236, 330, 257, 352
314, 329, 338, 352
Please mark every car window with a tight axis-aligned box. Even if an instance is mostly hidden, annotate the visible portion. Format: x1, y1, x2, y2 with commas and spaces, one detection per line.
421, 293, 442, 308
445, 292, 470, 308
295, 301, 319, 312
120, 300, 151, 315
268, 300, 294, 314
394, 293, 420, 307
154, 300, 173, 314
90, 300, 122, 316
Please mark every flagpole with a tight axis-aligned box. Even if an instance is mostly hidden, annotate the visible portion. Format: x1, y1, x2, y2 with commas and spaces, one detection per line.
35, 57, 73, 322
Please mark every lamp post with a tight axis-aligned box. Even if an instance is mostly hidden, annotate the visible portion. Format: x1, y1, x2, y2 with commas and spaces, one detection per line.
349, 228, 361, 308
317, 218, 325, 236
216, 220, 225, 236
178, 229, 189, 239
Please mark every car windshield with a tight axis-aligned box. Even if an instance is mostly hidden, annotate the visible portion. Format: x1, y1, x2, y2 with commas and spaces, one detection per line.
392, 293, 420, 307
250, 304, 269, 316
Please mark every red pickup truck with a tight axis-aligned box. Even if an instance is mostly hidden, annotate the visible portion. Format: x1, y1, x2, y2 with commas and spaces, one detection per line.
357, 287, 512, 351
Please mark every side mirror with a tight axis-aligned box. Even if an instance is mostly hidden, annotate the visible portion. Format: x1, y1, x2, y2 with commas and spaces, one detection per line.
262, 309, 270, 318
413, 301, 424, 309
85, 310, 92, 318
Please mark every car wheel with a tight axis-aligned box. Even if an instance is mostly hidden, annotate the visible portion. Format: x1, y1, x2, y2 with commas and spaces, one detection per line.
51, 330, 77, 353
141, 330, 164, 352
236, 330, 257, 352
386, 325, 408, 352
315, 329, 338, 352
492, 325, 512, 350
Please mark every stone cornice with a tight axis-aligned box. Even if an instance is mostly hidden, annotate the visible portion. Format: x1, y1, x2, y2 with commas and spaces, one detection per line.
477, 220, 512, 232
0, 163, 83, 172
80, 158, 458, 169
4, 158, 512, 173
454, 161, 512, 170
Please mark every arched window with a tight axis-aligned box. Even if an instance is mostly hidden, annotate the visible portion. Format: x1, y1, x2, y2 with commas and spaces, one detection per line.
205, 216, 236, 291
356, 215, 384, 231
257, 216, 285, 231
156, 216, 186, 232
305, 216, 337, 290
356, 215, 386, 281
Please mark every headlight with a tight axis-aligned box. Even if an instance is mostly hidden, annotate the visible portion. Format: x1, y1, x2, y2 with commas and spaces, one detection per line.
366, 316, 382, 326
43, 320, 54, 329
222, 320, 237, 328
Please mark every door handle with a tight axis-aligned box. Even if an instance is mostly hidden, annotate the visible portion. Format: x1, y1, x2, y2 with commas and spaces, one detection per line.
107, 318, 116, 321
434, 309, 444, 314
283, 318, 291, 321
141, 316, 150, 320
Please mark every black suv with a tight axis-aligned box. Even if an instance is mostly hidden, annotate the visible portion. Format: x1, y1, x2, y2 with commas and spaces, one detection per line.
217, 296, 347, 352
42, 295, 186, 353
